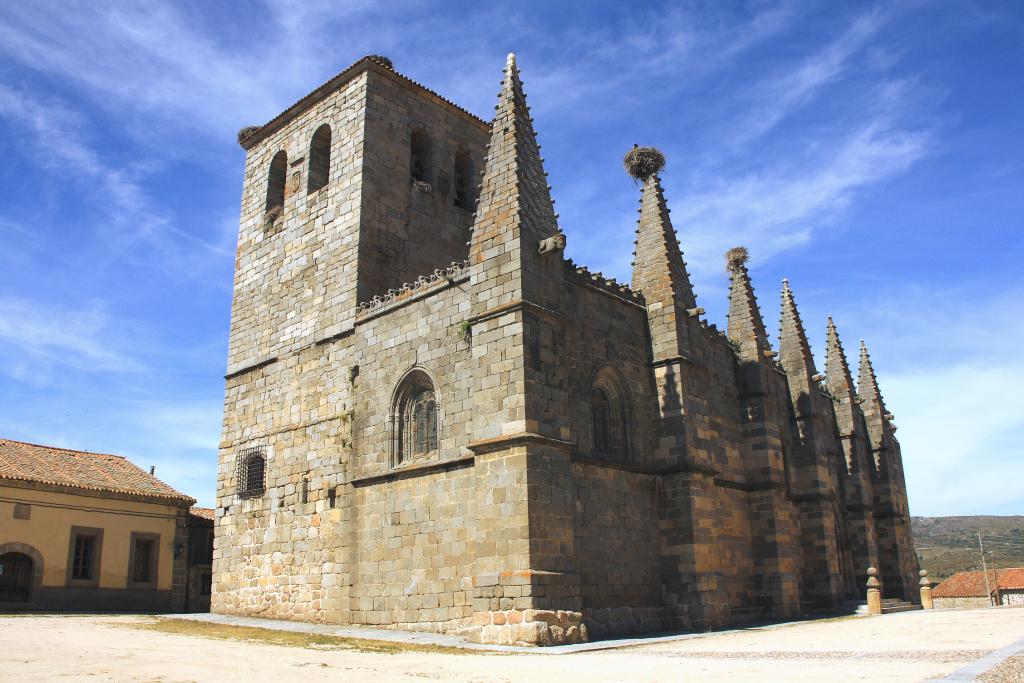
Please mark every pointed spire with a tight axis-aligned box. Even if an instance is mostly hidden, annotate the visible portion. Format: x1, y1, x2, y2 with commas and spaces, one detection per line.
726, 247, 772, 361
469, 52, 558, 269
858, 340, 888, 414
630, 172, 697, 309
825, 316, 856, 397
778, 278, 818, 384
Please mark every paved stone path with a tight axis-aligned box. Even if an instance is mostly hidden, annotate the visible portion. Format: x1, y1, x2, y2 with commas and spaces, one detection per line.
1, 606, 1022, 681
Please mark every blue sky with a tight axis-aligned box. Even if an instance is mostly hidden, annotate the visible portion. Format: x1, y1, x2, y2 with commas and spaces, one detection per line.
0, 1, 1020, 515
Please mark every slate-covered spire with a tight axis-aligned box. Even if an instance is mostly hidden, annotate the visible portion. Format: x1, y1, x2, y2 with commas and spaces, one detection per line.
628, 148, 699, 359
469, 52, 558, 268
858, 340, 888, 416
778, 278, 818, 384
825, 316, 856, 397
726, 247, 772, 361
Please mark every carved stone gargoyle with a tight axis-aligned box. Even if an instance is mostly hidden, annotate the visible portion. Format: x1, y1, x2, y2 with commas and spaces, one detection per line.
538, 232, 567, 255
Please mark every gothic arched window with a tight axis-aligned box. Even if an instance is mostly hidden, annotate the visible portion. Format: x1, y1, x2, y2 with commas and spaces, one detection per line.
266, 151, 287, 211
591, 369, 631, 461
307, 124, 331, 194
453, 150, 475, 209
393, 371, 438, 466
410, 128, 433, 185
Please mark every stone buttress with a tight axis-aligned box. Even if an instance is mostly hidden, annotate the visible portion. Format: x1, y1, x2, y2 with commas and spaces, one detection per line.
859, 341, 919, 601
826, 317, 879, 589
725, 251, 802, 619
778, 280, 857, 607
630, 172, 732, 629
465, 53, 583, 645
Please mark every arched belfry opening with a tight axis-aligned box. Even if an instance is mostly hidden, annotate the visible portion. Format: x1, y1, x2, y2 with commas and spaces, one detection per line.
307, 124, 331, 194
453, 150, 475, 209
410, 128, 433, 186
266, 150, 287, 211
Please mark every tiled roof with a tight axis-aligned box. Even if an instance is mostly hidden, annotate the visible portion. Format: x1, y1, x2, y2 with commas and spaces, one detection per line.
190, 507, 216, 521
0, 438, 194, 503
240, 54, 488, 150
932, 568, 1024, 597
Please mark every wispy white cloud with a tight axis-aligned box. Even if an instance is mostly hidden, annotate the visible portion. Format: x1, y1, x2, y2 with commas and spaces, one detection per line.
0, 84, 232, 273
0, 296, 145, 377
673, 118, 929, 284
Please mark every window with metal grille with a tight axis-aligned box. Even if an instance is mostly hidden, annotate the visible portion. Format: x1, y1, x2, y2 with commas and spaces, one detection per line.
72, 534, 96, 580
237, 447, 266, 497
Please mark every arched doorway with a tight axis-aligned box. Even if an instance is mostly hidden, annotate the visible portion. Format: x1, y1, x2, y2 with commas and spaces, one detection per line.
0, 552, 34, 602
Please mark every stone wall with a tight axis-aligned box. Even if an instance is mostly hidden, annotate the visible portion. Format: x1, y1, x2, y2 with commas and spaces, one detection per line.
214, 55, 919, 645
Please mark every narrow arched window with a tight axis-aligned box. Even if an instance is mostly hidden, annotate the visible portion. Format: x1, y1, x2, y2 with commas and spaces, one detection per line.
591, 370, 631, 461
266, 151, 287, 211
453, 150, 475, 209
237, 447, 266, 497
393, 371, 438, 466
307, 125, 331, 194
410, 128, 433, 185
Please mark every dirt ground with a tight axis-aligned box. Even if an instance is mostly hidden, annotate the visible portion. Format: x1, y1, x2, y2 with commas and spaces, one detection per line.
2, 607, 1022, 682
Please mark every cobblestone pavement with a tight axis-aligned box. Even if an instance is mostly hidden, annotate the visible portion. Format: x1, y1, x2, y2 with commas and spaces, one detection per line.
1, 607, 1022, 682
979, 654, 1024, 682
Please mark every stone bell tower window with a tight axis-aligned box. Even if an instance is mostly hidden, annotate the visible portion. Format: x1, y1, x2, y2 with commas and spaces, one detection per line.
453, 150, 475, 209
410, 127, 433, 186
266, 151, 287, 211
307, 124, 331, 194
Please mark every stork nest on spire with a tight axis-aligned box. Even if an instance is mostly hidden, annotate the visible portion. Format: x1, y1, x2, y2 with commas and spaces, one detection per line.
623, 146, 666, 181
725, 246, 749, 271
237, 125, 260, 147
366, 55, 394, 70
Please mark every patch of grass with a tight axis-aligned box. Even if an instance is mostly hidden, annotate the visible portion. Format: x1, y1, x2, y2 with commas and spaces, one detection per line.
126, 617, 478, 655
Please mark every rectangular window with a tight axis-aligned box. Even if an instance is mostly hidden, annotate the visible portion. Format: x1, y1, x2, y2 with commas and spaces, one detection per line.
128, 532, 159, 588
132, 540, 154, 582
66, 526, 103, 586
72, 535, 95, 580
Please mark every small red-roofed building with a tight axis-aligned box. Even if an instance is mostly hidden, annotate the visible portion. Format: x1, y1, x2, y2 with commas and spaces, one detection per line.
931, 568, 1024, 608
0, 437, 205, 612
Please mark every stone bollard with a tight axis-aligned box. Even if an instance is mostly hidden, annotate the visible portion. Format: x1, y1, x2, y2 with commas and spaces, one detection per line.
919, 570, 934, 609
866, 567, 883, 616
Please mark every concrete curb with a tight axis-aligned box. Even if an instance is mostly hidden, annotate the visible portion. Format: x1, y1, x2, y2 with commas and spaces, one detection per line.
166, 612, 867, 655
943, 637, 1024, 681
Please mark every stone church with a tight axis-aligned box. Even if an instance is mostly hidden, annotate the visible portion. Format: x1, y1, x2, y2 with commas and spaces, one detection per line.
212, 53, 919, 645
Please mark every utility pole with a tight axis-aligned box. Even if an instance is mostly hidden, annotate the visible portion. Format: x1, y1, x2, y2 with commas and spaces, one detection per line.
978, 533, 992, 607
991, 548, 1001, 606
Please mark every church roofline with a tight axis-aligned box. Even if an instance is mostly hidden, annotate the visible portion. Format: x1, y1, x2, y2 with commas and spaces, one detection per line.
238, 55, 490, 151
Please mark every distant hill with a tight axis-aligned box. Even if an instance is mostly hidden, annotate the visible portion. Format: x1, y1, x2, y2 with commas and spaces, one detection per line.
912, 516, 1024, 580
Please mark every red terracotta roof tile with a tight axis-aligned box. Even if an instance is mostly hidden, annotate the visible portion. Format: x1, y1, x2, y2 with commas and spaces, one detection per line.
0, 438, 194, 503
932, 568, 1024, 597
190, 507, 216, 521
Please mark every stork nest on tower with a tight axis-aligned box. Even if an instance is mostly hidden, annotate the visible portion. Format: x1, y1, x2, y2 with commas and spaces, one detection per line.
623, 146, 666, 182
725, 246, 749, 272
237, 126, 260, 147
